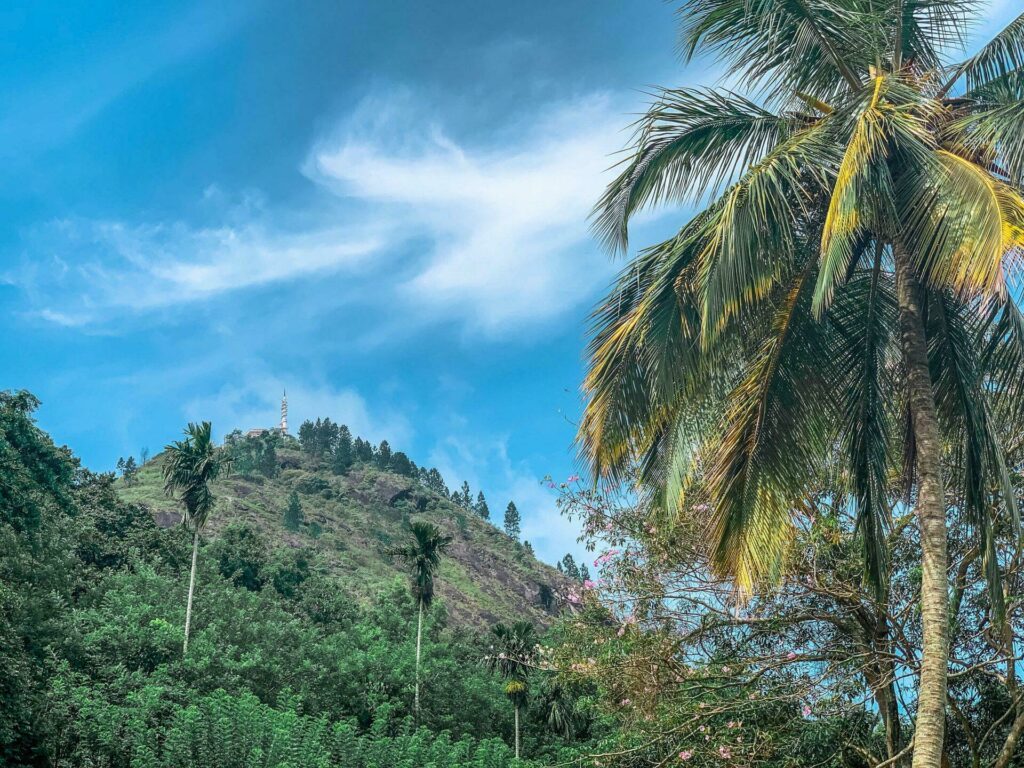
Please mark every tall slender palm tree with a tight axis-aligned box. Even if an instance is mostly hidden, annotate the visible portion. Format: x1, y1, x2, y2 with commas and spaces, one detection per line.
389, 520, 453, 724
485, 621, 538, 760
163, 421, 228, 655
582, 5, 1024, 765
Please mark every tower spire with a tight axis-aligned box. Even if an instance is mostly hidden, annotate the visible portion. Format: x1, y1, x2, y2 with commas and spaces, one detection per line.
280, 389, 288, 434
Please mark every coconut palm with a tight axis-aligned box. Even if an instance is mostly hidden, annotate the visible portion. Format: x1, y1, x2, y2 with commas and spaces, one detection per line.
388, 520, 453, 723
485, 621, 538, 760
582, 5, 1024, 765
163, 421, 229, 655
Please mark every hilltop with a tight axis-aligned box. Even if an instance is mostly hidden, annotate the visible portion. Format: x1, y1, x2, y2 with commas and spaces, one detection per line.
118, 432, 572, 629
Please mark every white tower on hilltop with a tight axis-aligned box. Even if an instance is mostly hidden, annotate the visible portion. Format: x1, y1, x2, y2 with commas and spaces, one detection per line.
280, 390, 288, 434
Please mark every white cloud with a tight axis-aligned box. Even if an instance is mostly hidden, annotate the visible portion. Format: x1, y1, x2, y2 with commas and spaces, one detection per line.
12, 87, 642, 339
183, 374, 412, 448
309, 91, 626, 332
10, 218, 382, 324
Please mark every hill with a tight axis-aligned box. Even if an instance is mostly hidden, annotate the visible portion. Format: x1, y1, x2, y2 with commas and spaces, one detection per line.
118, 435, 571, 629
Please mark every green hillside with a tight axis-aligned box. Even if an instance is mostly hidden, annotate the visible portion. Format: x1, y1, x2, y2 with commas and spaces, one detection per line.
119, 436, 570, 629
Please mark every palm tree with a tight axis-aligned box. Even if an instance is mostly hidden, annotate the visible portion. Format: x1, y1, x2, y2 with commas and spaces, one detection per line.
582, 5, 1024, 765
388, 520, 453, 723
163, 421, 229, 655
538, 678, 575, 740
485, 621, 538, 760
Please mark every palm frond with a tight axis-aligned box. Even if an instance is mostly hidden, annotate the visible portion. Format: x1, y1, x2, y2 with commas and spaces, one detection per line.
814, 77, 895, 315
389, 521, 453, 606
677, 0, 866, 101
580, 212, 734, 482
592, 88, 794, 252
943, 12, 1024, 95
697, 120, 835, 340
948, 71, 1024, 186
899, 148, 1024, 299
162, 421, 226, 532
927, 290, 1016, 623
828, 247, 899, 598
706, 259, 833, 593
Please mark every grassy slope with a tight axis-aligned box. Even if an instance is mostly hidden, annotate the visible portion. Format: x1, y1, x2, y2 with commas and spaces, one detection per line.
119, 445, 570, 629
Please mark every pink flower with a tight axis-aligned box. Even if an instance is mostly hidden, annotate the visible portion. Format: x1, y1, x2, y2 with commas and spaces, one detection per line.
786, 652, 797, 660
802, 705, 812, 718
620, 698, 631, 706
679, 750, 693, 761
727, 721, 735, 728
568, 474, 580, 483
722, 666, 732, 674
583, 579, 597, 590
698, 726, 705, 732
718, 746, 732, 759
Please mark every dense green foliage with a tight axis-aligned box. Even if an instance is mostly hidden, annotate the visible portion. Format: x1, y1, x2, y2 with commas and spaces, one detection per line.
0, 393, 593, 767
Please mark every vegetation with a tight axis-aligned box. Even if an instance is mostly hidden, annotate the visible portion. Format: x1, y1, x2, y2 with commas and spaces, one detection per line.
580, 2, 1024, 765
120, 423, 563, 628
504, 501, 522, 539
485, 621, 541, 761
162, 421, 229, 654
389, 521, 454, 723
552, 472, 1024, 766
284, 489, 304, 531
0, 393, 595, 766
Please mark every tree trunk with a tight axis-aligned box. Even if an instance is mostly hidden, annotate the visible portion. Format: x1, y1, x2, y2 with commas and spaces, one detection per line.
875, 607, 902, 759
895, 253, 949, 768
183, 527, 200, 655
993, 702, 1024, 768
415, 597, 423, 724
514, 703, 520, 760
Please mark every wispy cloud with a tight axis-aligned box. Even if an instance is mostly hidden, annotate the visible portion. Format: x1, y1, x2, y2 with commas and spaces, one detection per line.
11, 217, 383, 325
310, 90, 625, 332
10, 87, 634, 337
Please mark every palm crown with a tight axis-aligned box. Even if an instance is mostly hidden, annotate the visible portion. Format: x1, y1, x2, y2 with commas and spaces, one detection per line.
163, 421, 227, 533
486, 621, 539, 680
583, 2, 1024, 595
389, 521, 453, 607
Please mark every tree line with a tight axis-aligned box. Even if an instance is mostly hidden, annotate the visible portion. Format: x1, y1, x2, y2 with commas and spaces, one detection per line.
291, 417, 528, 545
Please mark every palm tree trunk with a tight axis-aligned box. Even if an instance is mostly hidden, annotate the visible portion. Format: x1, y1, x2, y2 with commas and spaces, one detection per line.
415, 597, 423, 724
183, 526, 200, 655
895, 252, 949, 768
514, 703, 520, 760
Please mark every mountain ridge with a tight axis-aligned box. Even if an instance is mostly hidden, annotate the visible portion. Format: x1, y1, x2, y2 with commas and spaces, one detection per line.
119, 438, 572, 629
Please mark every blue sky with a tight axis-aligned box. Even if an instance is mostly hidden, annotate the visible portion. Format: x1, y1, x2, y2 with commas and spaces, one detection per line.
0, 1, 1017, 566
